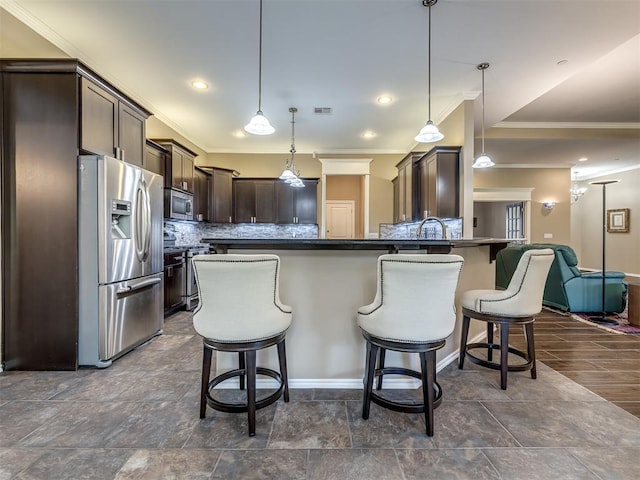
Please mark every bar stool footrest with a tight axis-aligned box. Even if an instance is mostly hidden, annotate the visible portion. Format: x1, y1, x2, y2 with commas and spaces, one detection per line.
465, 342, 533, 372
206, 367, 284, 413
371, 367, 442, 414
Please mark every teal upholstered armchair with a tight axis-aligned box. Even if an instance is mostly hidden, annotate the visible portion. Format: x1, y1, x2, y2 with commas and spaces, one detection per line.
496, 243, 627, 313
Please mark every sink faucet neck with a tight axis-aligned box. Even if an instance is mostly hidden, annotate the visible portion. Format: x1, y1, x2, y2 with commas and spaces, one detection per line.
416, 216, 447, 240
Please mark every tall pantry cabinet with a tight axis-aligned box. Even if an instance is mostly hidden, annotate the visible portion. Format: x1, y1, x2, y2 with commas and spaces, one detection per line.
0, 59, 151, 370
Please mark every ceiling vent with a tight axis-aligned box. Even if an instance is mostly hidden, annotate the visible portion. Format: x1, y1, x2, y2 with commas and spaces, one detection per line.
314, 107, 332, 115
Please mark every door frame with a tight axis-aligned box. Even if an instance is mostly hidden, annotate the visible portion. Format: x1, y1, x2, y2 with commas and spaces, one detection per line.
319, 158, 372, 239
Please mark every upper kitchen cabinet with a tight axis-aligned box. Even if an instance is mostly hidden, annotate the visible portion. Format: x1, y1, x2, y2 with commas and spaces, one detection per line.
144, 139, 167, 176
275, 179, 318, 224
394, 152, 424, 222
233, 179, 275, 223
0, 59, 151, 371
80, 76, 149, 166
152, 139, 197, 193
415, 146, 461, 219
193, 167, 211, 222
210, 167, 234, 223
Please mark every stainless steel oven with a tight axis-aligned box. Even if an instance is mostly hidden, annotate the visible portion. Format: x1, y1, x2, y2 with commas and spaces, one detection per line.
186, 246, 209, 310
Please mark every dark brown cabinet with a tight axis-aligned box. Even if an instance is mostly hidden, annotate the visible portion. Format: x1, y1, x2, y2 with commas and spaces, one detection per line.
194, 167, 211, 222
1, 59, 150, 370
415, 146, 461, 219
153, 139, 197, 193
80, 77, 146, 166
233, 179, 275, 223
211, 168, 234, 223
392, 176, 399, 223
394, 152, 424, 222
275, 179, 318, 224
144, 139, 167, 176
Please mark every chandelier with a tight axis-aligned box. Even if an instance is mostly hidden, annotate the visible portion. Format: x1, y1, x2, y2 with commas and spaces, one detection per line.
279, 107, 304, 188
570, 171, 587, 203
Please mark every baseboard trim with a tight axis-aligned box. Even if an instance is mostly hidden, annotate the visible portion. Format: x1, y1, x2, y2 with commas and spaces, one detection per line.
217, 330, 486, 389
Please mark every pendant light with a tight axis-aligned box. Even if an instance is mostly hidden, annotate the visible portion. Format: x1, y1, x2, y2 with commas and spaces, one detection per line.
570, 171, 587, 203
472, 62, 495, 168
414, 0, 444, 143
244, 0, 275, 135
279, 107, 305, 187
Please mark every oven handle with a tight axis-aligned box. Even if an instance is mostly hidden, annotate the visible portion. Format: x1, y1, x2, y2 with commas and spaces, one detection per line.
116, 277, 162, 295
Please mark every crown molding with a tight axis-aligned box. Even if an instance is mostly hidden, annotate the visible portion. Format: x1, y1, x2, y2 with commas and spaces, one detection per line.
495, 121, 640, 129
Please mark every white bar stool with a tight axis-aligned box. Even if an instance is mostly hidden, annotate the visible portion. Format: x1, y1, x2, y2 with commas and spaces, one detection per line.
357, 254, 464, 436
459, 248, 554, 390
192, 254, 292, 437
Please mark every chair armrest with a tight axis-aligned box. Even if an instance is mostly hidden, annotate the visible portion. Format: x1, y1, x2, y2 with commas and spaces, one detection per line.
358, 302, 380, 316
580, 271, 626, 280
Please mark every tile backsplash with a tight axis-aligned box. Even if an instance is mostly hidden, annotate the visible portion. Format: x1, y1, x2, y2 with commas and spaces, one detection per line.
165, 221, 319, 245
379, 218, 463, 240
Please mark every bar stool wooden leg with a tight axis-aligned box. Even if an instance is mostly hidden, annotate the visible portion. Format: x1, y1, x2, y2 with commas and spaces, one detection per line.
200, 345, 212, 419
277, 339, 290, 402
376, 349, 386, 390
246, 350, 257, 437
458, 314, 470, 370
362, 342, 379, 420
238, 352, 246, 390
420, 350, 436, 437
487, 322, 494, 362
500, 324, 510, 390
525, 322, 537, 379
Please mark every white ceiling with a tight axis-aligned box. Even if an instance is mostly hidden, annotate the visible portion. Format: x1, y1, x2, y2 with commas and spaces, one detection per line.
3, 0, 639, 179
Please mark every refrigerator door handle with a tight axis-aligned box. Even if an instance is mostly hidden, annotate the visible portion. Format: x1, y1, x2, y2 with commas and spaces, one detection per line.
144, 182, 152, 260
134, 179, 146, 261
116, 277, 162, 296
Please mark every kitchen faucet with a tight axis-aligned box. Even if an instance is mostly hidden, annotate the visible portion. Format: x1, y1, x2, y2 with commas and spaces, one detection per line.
416, 216, 447, 240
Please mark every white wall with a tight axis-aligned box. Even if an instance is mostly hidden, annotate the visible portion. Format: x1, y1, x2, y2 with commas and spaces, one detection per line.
571, 168, 640, 276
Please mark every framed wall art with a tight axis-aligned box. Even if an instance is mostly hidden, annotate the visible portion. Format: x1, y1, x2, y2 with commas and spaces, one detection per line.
607, 208, 630, 233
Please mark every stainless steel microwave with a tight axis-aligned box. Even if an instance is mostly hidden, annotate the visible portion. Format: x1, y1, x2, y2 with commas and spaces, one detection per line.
164, 188, 193, 220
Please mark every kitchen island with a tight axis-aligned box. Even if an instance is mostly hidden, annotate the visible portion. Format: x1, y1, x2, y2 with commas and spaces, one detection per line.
200, 238, 509, 388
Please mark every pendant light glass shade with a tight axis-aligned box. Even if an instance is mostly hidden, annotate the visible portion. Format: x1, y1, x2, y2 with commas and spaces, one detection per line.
472, 153, 495, 169
415, 120, 444, 143
415, 0, 444, 143
244, 111, 275, 135
472, 62, 494, 169
244, 0, 274, 135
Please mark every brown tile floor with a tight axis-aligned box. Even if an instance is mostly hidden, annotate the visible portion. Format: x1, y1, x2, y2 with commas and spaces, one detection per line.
1, 310, 639, 479
510, 308, 640, 418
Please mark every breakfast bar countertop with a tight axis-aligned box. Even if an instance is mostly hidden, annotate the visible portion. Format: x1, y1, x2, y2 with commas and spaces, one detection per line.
200, 237, 510, 260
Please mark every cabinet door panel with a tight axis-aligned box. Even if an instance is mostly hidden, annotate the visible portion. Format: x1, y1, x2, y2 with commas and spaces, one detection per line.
181, 151, 194, 193
428, 159, 437, 217
254, 180, 275, 223
212, 169, 233, 223
118, 103, 145, 166
144, 143, 165, 176
275, 181, 295, 223
233, 180, 256, 223
295, 181, 318, 224
170, 147, 184, 190
194, 168, 211, 221
80, 78, 117, 157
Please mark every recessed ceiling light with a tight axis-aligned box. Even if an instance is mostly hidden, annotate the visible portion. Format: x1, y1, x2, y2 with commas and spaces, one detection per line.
362, 130, 376, 139
232, 130, 246, 138
578, 157, 588, 162
377, 95, 392, 105
191, 80, 208, 90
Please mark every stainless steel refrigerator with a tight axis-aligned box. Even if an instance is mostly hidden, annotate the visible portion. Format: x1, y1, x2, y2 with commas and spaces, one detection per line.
78, 155, 163, 367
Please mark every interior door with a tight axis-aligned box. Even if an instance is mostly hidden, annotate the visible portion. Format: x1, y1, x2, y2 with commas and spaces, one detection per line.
325, 201, 355, 239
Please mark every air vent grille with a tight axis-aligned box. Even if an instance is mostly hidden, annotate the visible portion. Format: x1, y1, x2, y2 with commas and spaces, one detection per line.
314, 107, 332, 115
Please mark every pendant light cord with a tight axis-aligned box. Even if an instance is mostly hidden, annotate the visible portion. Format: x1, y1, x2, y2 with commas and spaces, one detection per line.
427, 2, 432, 121
481, 67, 485, 153
290, 108, 296, 161
257, 0, 264, 113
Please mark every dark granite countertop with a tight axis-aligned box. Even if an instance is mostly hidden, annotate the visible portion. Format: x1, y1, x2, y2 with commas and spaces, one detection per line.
201, 237, 509, 259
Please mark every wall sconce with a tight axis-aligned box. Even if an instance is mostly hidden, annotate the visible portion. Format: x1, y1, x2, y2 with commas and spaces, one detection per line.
542, 201, 556, 210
